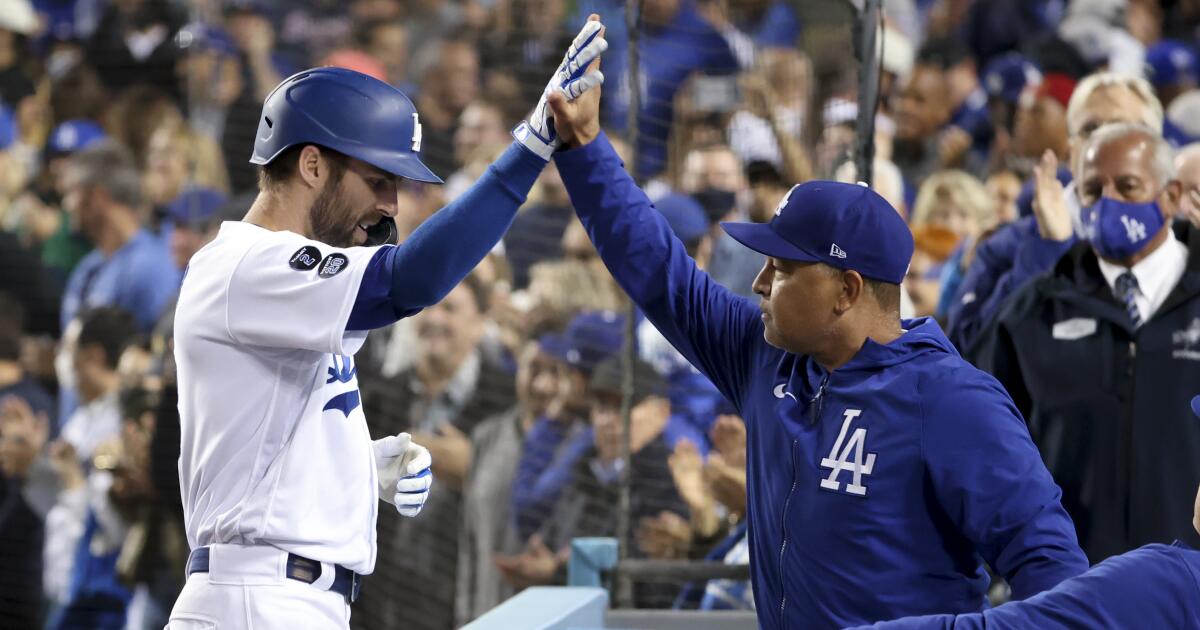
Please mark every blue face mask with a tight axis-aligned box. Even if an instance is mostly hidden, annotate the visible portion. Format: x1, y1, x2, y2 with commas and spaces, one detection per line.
1080, 197, 1166, 261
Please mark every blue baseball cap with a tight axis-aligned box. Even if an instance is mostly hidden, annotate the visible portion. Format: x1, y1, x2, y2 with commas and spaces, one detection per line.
721, 181, 913, 285
655, 193, 709, 244
538, 310, 626, 375
1146, 40, 1198, 88
167, 187, 230, 229
47, 119, 106, 157
983, 52, 1041, 104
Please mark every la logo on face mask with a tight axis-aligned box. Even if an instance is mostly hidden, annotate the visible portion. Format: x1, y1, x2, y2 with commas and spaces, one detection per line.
1120, 215, 1147, 243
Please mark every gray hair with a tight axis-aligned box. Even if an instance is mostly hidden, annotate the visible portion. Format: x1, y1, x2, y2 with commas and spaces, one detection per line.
1066, 72, 1163, 137
1082, 122, 1175, 187
63, 141, 143, 209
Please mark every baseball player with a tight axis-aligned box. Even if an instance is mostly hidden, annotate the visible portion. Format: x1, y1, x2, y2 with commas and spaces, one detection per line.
168, 17, 606, 629
850, 395, 1200, 629
545, 66, 1088, 628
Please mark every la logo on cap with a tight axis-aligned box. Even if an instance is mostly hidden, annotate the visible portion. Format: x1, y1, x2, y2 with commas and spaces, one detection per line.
775, 184, 801, 217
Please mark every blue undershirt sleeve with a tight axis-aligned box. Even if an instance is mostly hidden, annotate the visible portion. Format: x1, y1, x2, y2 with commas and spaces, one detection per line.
347, 142, 546, 330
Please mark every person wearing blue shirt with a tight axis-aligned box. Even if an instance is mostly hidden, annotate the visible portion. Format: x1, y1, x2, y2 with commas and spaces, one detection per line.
59, 142, 181, 334
587, 0, 738, 179
851, 395, 1200, 630
542, 77, 1088, 628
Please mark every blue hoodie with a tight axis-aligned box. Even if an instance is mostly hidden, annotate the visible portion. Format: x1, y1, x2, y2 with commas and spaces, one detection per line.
555, 134, 1088, 629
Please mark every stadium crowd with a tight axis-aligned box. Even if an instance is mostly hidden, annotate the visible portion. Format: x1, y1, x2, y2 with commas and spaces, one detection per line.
1, 0, 1200, 628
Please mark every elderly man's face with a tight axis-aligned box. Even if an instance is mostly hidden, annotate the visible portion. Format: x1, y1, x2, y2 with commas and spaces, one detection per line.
1078, 132, 1171, 208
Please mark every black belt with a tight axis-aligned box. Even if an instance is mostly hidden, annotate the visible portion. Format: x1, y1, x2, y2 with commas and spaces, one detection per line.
186, 547, 362, 604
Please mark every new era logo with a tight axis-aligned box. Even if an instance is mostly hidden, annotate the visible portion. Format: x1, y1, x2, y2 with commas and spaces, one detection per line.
830, 243, 847, 259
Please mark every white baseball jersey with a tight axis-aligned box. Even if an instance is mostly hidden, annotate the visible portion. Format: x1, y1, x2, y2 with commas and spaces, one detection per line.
175, 221, 397, 574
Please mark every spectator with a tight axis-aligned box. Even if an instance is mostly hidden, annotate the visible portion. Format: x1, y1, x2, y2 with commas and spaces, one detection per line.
220, 3, 288, 194
38, 307, 137, 627
276, 0, 352, 69
510, 310, 626, 542
1145, 39, 1198, 109
456, 332, 559, 624
0, 298, 52, 628
975, 123, 1200, 562
746, 160, 792, 223
444, 100, 510, 201
358, 274, 515, 630
599, 0, 738, 179
948, 72, 1164, 354
981, 52, 1042, 151
500, 355, 688, 607
414, 35, 481, 178
105, 86, 184, 168
59, 142, 180, 333
0, 2, 37, 110
679, 144, 763, 298
726, 49, 813, 183
162, 187, 230, 271
143, 121, 230, 235
1006, 74, 1073, 178
891, 56, 961, 192
86, 0, 185, 104
1175, 143, 1200, 228
481, 0, 574, 108
921, 37, 992, 163
985, 168, 1023, 226
363, 20, 416, 94
173, 22, 242, 142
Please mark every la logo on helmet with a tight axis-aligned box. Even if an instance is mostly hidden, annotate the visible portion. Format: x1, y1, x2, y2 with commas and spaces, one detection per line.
411, 113, 423, 152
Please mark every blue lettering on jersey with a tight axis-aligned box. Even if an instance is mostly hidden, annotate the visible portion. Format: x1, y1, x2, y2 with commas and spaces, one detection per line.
324, 390, 361, 417
323, 355, 361, 417
327, 355, 357, 384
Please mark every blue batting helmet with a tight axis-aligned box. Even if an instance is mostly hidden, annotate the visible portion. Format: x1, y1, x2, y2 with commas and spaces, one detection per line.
249, 67, 442, 184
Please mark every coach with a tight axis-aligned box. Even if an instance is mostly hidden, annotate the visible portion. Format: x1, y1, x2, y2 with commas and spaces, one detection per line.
544, 69, 1088, 628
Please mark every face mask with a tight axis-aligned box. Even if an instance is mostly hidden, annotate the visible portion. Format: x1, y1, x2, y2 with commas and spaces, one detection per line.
692, 188, 737, 224
1080, 196, 1166, 261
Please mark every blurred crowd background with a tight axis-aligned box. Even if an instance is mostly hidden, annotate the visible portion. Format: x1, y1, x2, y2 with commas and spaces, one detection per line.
2, 0, 1200, 628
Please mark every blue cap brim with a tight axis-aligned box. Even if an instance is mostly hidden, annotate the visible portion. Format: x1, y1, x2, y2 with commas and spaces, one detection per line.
1192, 395, 1200, 419
720, 221, 821, 262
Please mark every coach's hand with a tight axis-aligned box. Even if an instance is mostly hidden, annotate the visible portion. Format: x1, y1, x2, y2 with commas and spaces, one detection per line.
373, 433, 433, 517
512, 14, 606, 159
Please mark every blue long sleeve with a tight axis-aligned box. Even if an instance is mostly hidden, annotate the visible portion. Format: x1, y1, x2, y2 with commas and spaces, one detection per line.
921, 372, 1089, 600
553, 133, 764, 408
348, 143, 545, 329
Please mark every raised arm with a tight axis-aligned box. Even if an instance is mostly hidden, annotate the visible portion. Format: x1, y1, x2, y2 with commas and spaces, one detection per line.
552, 131, 765, 404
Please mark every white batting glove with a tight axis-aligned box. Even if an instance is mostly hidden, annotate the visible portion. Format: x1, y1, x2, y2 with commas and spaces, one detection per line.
512, 18, 607, 160
373, 432, 433, 518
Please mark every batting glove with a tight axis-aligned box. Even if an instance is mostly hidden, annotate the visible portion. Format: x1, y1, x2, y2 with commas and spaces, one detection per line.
512, 18, 607, 160
373, 433, 433, 518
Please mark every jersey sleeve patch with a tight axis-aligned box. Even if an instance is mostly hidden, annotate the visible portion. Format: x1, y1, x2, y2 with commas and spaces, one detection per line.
289, 246, 322, 270
318, 253, 349, 278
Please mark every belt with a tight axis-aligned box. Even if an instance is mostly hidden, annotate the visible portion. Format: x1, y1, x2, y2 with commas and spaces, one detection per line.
186, 547, 362, 604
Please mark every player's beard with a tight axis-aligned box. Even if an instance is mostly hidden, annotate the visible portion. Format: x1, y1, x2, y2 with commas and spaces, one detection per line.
308, 176, 359, 248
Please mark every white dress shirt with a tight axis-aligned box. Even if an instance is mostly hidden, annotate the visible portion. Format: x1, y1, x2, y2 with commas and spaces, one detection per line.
1097, 232, 1189, 324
